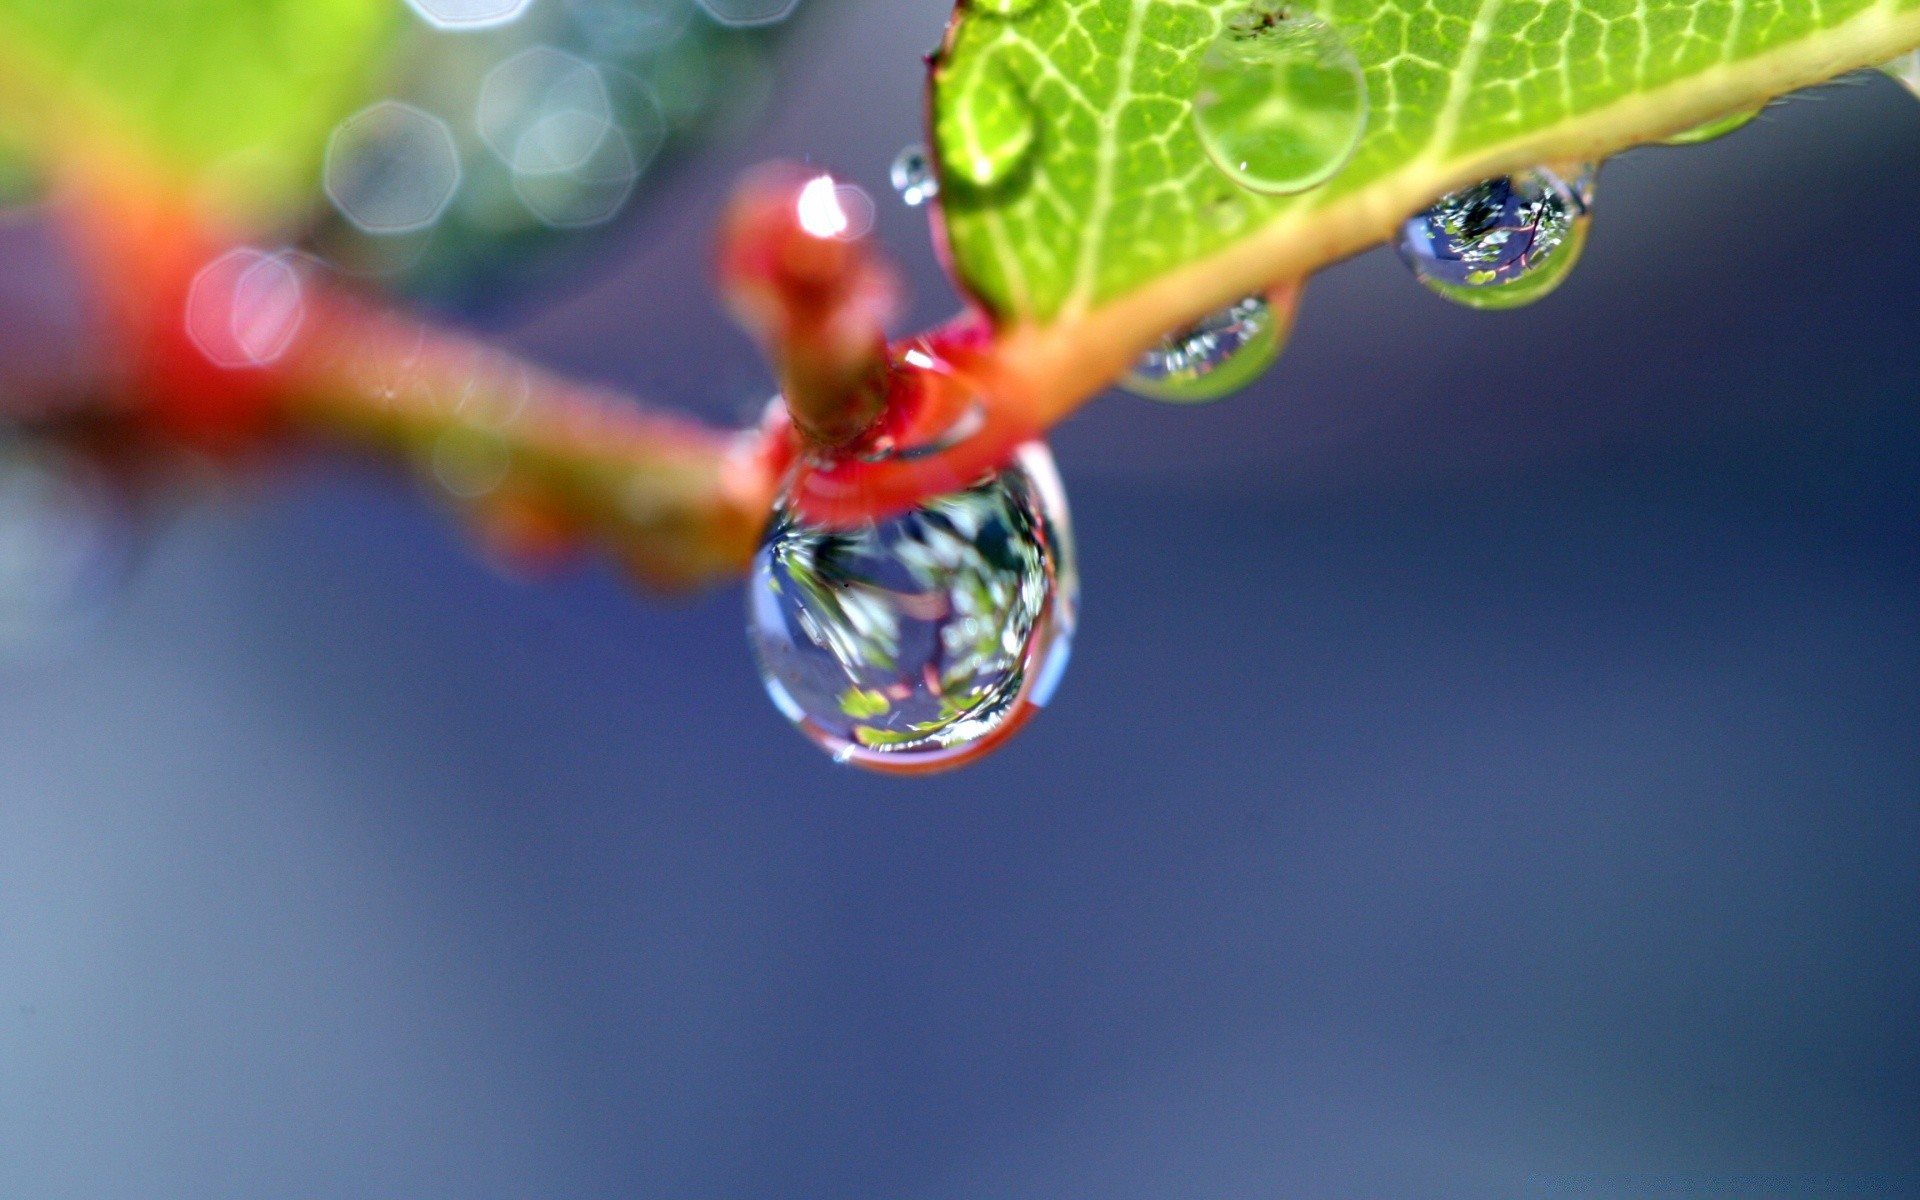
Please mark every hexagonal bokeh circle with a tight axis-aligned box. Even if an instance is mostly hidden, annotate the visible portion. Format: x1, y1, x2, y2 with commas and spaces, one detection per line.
184, 247, 307, 370
476, 48, 611, 170
324, 102, 463, 235
695, 0, 801, 28
404, 0, 534, 30
476, 48, 666, 229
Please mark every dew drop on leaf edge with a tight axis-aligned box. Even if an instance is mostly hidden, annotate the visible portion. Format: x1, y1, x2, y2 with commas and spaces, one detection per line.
1191, 2, 1367, 196
1660, 106, 1760, 145
1122, 293, 1287, 403
1881, 51, 1920, 102
934, 55, 1037, 189
747, 442, 1077, 773
1394, 166, 1594, 311
890, 143, 939, 207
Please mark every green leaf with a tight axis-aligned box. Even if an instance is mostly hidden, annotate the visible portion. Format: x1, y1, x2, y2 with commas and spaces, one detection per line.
0, 0, 399, 214
931, 0, 1920, 326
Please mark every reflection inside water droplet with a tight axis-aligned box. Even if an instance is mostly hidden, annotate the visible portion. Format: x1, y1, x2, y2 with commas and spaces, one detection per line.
1122, 293, 1287, 403
934, 56, 1036, 188
1191, 1, 1366, 195
890, 144, 939, 207
1394, 166, 1593, 310
747, 442, 1076, 773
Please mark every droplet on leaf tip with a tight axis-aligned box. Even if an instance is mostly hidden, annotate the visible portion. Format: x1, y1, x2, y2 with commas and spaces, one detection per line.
1191, 2, 1367, 196
1394, 166, 1593, 310
747, 441, 1076, 773
1121, 293, 1288, 403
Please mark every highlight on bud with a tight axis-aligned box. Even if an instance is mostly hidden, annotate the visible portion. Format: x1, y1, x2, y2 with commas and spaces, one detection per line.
795, 174, 851, 239
715, 163, 899, 448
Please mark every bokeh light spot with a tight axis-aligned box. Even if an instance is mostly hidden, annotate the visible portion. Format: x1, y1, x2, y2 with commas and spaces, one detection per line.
405, 0, 535, 30
185, 249, 306, 370
479, 48, 663, 228
696, 0, 801, 28
325, 101, 463, 235
832, 183, 875, 239
431, 428, 513, 499
478, 48, 612, 167
563, 0, 691, 55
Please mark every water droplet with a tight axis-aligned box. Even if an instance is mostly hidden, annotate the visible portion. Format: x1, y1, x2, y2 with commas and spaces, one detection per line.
973, 0, 1041, 16
1660, 106, 1760, 145
1883, 52, 1920, 101
1121, 292, 1289, 403
934, 57, 1036, 188
1394, 166, 1592, 310
747, 441, 1076, 773
890, 143, 939, 207
1191, 1, 1367, 196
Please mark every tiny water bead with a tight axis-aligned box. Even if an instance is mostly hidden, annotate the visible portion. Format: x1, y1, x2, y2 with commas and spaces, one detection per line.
1394, 166, 1593, 311
1121, 292, 1288, 403
748, 441, 1076, 773
934, 56, 1036, 188
1191, 2, 1366, 196
890, 144, 939, 207
1660, 106, 1760, 145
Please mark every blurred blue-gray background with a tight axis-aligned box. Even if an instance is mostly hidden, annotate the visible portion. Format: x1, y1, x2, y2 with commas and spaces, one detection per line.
2, 0, 1917, 1196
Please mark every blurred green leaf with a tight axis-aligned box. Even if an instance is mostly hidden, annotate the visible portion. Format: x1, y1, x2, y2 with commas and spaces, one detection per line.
0, 0, 399, 213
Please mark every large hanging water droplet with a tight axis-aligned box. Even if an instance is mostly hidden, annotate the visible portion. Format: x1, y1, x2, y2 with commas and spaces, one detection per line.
1121, 292, 1290, 403
1660, 106, 1760, 145
1882, 51, 1920, 101
890, 143, 939, 207
1191, 1, 1367, 196
934, 56, 1036, 189
1394, 166, 1593, 310
747, 442, 1076, 773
